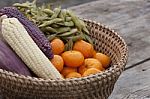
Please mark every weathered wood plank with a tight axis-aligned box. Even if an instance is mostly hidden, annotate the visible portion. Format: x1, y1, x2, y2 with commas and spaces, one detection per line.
0, 0, 97, 9
108, 61, 150, 99
69, 0, 150, 68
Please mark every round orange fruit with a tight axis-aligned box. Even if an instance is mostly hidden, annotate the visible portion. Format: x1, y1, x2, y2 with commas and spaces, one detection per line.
78, 65, 88, 75
94, 53, 111, 68
61, 67, 77, 77
61, 50, 84, 67
73, 40, 94, 58
51, 55, 64, 72
78, 58, 104, 75
82, 68, 101, 77
92, 50, 97, 57
84, 58, 104, 71
66, 72, 81, 78
50, 38, 65, 55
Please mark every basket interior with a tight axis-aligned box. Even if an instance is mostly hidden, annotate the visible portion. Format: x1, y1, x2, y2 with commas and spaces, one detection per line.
86, 20, 127, 69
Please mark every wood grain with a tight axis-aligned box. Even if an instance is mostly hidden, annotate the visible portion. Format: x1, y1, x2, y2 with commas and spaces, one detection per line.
108, 61, 150, 99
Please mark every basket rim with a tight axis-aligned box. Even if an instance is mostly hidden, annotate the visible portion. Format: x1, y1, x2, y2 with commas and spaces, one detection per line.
0, 19, 128, 83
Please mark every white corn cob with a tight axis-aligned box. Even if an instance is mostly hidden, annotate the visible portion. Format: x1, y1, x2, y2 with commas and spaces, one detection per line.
2, 18, 63, 79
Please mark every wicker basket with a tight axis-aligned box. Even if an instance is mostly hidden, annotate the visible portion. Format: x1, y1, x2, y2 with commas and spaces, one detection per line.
0, 19, 128, 99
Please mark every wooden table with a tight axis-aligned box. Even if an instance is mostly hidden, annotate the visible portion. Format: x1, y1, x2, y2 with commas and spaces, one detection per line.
69, 0, 150, 98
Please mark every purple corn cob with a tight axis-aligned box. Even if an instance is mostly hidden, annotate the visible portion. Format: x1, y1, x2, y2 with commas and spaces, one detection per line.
0, 7, 54, 59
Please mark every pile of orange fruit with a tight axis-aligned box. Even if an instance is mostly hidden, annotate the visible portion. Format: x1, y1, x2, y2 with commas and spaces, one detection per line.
50, 38, 111, 79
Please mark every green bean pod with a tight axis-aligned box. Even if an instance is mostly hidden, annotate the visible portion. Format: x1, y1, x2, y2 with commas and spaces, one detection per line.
39, 18, 63, 27
44, 27, 58, 33
64, 42, 69, 51
58, 10, 65, 20
51, 24, 60, 28
58, 28, 78, 37
47, 34, 57, 41
84, 34, 93, 45
56, 21, 74, 27
51, 7, 61, 19
13, 3, 30, 8
43, 9, 54, 16
65, 34, 83, 42
45, 32, 50, 35
80, 32, 86, 40
64, 21, 74, 27
36, 16, 49, 22
65, 17, 72, 22
67, 10, 83, 31
56, 27, 71, 33
68, 39, 73, 50
79, 20, 89, 34
61, 9, 67, 18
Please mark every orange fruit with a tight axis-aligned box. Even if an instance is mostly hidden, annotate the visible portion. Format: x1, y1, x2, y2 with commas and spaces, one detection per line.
84, 58, 104, 71
78, 58, 104, 75
61, 67, 77, 77
92, 50, 97, 57
50, 38, 65, 55
78, 65, 88, 75
82, 68, 101, 77
61, 50, 84, 67
94, 53, 111, 68
51, 55, 64, 72
66, 72, 81, 78
73, 40, 94, 58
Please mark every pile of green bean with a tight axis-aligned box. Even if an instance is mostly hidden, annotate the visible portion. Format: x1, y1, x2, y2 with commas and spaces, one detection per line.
13, 0, 93, 50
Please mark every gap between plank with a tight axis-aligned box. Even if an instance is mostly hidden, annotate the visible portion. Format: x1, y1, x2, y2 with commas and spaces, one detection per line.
125, 57, 150, 71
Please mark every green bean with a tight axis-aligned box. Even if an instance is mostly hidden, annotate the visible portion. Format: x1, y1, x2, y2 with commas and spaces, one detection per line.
64, 21, 74, 26
84, 34, 93, 45
13, 3, 30, 8
62, 9, 67, 18
43, 9, 54, 16
58, 10, 65, 20
56, 21, 74, 27
51, 24, 60, 28
51, 7, 61, 19
65, 17, 72, 22
45, 32, 50, 35
67, 10, 83, 31
83, 27, 90, 34
56, 22, 64, 26
39, 18, 63, 27
56, 27, 71, 33
47, 34, 57, 41
68, 11, 89, 34
80, 32, 86, 40
79, 19, 86, 27
30, 8, 38, 15
64, 43, 69, 51
65, 34, 83, 42
79, 20, 89, 34
19, 8, 26, 12
44, 27, 58, 33
68, 39, 73, 50
36, 16, 49, 21
58, 28, 78, 37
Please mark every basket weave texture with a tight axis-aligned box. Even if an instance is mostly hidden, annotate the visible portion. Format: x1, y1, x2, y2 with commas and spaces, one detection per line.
0, 19, 128, 99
